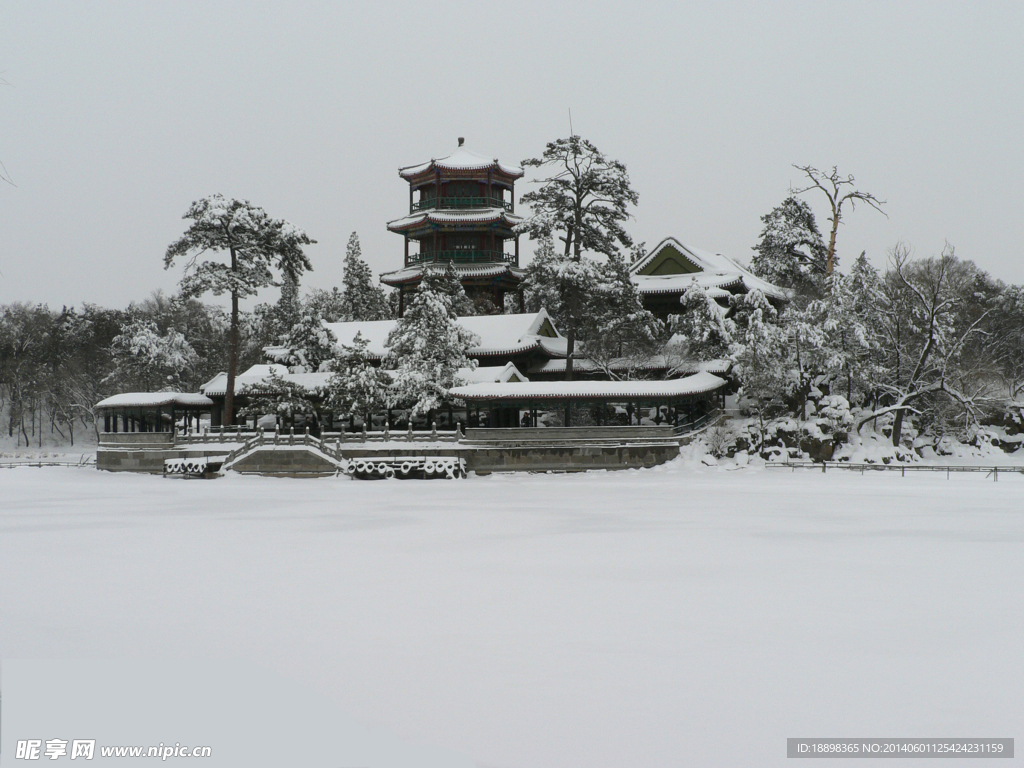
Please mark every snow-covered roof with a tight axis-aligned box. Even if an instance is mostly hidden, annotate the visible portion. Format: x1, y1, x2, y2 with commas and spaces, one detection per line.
386, 209, 523, 233
201, 364, 291, 397
528, 357, 669, 375
95, 392, 215, 409
458, 362, 528, 384
629, 237, 789, 302
632, 272, 746, 296
449, 371, 727, 402
322, 310, 564, 362
380, 262, 525, 286
399, 146, 524, 180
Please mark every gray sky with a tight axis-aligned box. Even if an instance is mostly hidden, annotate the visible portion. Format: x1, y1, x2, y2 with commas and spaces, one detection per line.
2, 1, 1022, 309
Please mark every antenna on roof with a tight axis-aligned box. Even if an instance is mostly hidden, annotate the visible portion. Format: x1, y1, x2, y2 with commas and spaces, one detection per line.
458, 137, 465, 147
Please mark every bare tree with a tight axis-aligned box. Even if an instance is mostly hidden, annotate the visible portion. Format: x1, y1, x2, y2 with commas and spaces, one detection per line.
792, 165, 886, 276
856, 244, 991, 446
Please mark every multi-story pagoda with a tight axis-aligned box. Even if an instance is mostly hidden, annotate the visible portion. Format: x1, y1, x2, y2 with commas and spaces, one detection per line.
381, 139, 526, 315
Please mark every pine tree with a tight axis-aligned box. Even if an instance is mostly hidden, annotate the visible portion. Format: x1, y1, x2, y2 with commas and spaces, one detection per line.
164, 194, 315, 425
519, 135, 639, 377
419, 260, 475, 316
579, 251, 663, 378
670, 282, 733, 361
751, 196, 828, 298
340, 232, 390, 321
384, 278, 479, 418
280, 308, 337, 373
323, 332, 392, 428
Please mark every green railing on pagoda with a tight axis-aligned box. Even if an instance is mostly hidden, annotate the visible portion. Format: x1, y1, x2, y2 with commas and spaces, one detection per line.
408, 250, 517, 265
412, 197, 513, 212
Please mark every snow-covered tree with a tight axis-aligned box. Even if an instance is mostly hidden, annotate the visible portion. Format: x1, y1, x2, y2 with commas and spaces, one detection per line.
305, 287, 347, 323
323, 332, 392, 428
280, 309, 337, 373
164, 194, 315, 425
108, 319, 198, 392
857, 244, 991, 446
730, 290, 789, 430
419, 260, 475, 316
751, 196, 828, 298
579, 252, 663, 378
340, 232, 390, 321
670, 281, 733, 362
385, 278, 479, 418
519, 136, 639, 377
237, 371, 322, 428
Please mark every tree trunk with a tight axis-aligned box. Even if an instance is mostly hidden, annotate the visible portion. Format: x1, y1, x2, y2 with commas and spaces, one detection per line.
891, 408, 905, 447
826, 207, 841, 276
565, 325, 575, 380
224, 272, 240, 426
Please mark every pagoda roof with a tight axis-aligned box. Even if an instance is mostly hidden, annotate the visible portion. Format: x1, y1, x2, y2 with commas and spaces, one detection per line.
399, 145, 524, 181
386, 208, 523, 234
380, 261, 525, 287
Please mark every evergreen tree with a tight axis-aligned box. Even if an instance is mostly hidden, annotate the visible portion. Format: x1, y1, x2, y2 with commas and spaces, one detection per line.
305, 287, 347, 323
751, 196, 828, 298
384, 278, 479, 417
237, 370, 322, 428
519, 135, 639, 377
164, 194, 315, 425
340, 232, 390, 321
670, 282, 733, 361
324, 332, 392, 428
579, 252, 663, 378
280, 308, 337, 373
419, 260, 475, 316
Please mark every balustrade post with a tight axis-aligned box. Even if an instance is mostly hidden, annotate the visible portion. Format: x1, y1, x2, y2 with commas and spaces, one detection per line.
362, 422, 368, 441
456, 422, 464, 440
289, 426, 295, 445
407, 423, 414, 441
431, 421, 438, 440
384, 422, 390, 442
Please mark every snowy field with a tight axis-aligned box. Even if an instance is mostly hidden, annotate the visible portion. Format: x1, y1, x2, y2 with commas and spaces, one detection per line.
2, 462, 1022, 767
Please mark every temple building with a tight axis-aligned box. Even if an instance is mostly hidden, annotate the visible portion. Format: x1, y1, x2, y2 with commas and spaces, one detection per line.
630, 237, 788, 321
380, 139, 526, 315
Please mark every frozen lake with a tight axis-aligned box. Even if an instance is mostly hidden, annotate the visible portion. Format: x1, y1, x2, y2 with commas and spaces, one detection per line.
2, 464, 1021, 766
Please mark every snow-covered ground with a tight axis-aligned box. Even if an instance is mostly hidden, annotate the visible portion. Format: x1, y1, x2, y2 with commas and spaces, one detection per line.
2, 462, 1021, 767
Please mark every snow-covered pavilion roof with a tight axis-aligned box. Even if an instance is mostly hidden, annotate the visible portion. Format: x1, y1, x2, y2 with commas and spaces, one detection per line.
380, 262, 525, 287
322, 310, 566, 361
95, 392, 215, 409
386, 209, 523, 233
629, 236, 789, 302
399, 146, 524, 180
199, 362, 529, 399
449, 371, 727, 402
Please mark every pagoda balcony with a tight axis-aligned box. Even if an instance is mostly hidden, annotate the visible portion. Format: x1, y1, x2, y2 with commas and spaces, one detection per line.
408, 250, 517, 265
412, 196, 513, 212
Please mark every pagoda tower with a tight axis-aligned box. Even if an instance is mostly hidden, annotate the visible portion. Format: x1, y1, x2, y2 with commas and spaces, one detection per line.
381, 139, 526, 316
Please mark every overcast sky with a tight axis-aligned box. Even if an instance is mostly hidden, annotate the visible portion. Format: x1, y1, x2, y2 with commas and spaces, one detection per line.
2, 1, 1022, 309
